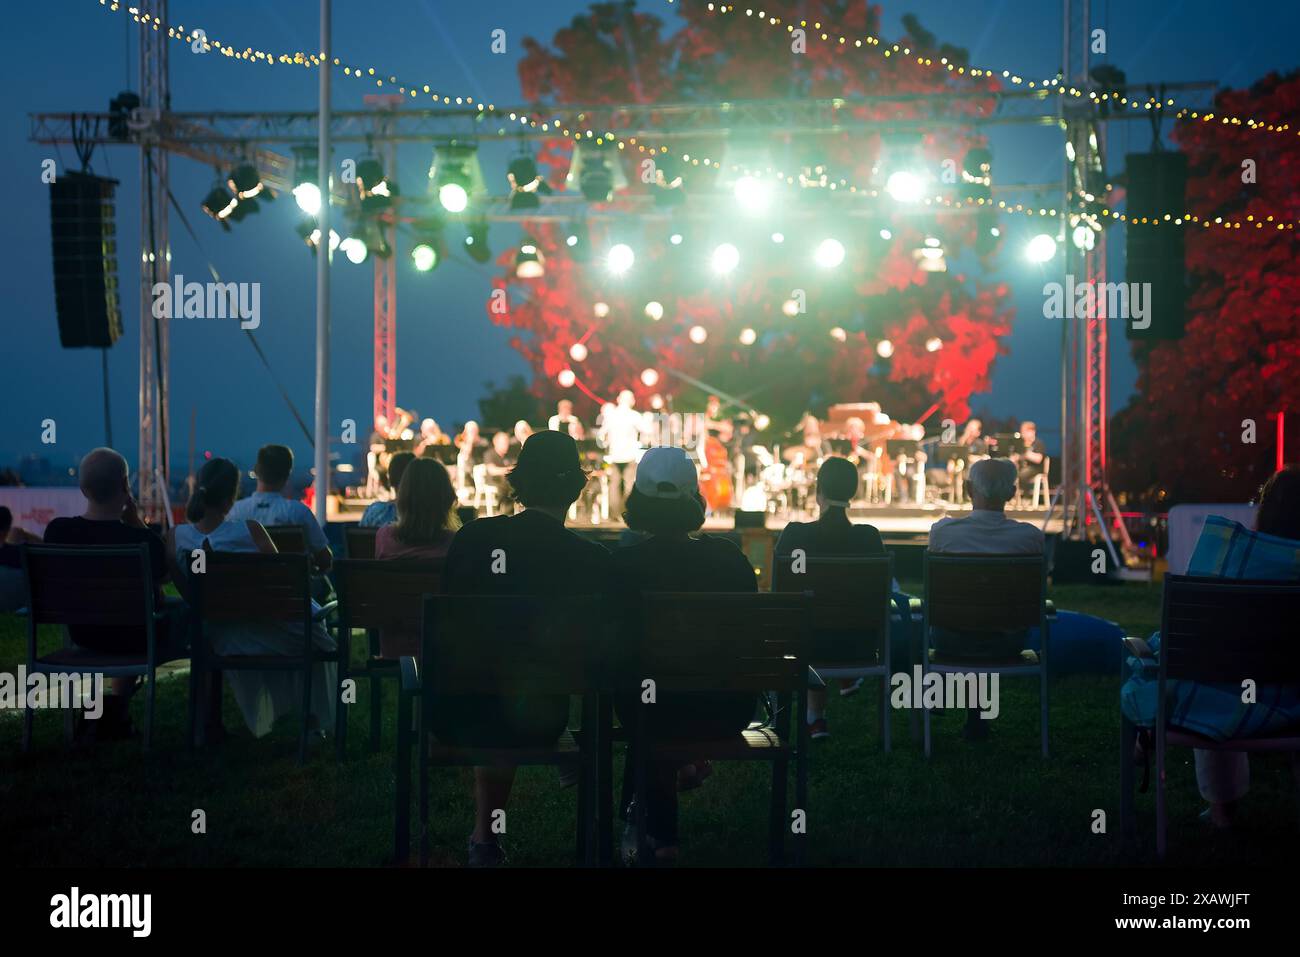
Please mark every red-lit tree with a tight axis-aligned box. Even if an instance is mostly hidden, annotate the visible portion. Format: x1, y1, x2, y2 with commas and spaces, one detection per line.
1111, 70, 1300, 504
490, 1, 1014, 429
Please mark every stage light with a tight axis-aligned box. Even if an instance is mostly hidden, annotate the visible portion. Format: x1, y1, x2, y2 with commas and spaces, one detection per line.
201, 183, 237, 227
356, 156, 394, 213
739, 327, 757, 345
670, 232, 683, 245
565, 219, 590, 263
292, 148, 321, 215
566, 234, 578, 247
309, 228, 340, 253
879, 228, 892, 240
711, 242, 740, 274
644, 301, 664, 321
814, 238, 845, 268
885, 170, 924, 203
293, 181, 321, 216
340, 237, 368, 264
567, 139, 627, 202
593, 301, 610, 318
925, 337, 943, 352
569, 342, 588, 362
558, 369, 576, 388
228, 163, 267, 201
991, 227, 1001, 237
464, 221, 491, 263
1072, 224, 1096, 251
640, 368, 660, 387
607, 243, 635, 274
915, 238, 947, 272
649, 393, 665, 410
430, 143, 483, 213
753, 413, 771, 431
688, 325, 708, 344
961, 147, 993, 202
1026, 233, 1058, 263
876, 339, 894, 358
771, 232, 785, 244
733, 175, 772, 214
507, 153, 552, 211
782, 299, 801, 318
515, 239, 545, 279
411, 243, 439, 272
830, 326, 847, 342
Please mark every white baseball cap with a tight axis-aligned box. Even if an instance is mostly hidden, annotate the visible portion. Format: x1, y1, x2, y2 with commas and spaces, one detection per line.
635, 446, 702, 503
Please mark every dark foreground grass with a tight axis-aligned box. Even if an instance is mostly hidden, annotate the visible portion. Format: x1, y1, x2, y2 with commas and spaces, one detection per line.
2, 581, 1297, 867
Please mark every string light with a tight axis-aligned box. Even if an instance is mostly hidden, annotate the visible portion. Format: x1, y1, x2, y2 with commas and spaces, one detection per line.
93, 1, 1300, 233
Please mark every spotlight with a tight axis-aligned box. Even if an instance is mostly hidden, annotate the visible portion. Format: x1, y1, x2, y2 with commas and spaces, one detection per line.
507, 153, 552, 211
669, 232, 683, 245
739, 327, 757, 345
292, 148, 321, 215
339, 236, 368, 264
733, 175, 772, 214
782, 299, 801, 318
771, 232, 785, 244
885, 170, 924, 203
879, 228, 893, 241
830, 327, 847, 342
640, 368, 660, 387
228, 163, 267, 201
558, 369, 577, 388
515, 238, 545, 279
1026, 233, 1058, 263
925, 337, 943, 352
814, 238, 845, 268
644, 301, 664, 321
201, 182, 237, 228
308, 227, 340, 253
567, 139, 627, 202
607, 243, 635, 274
411, 243, 439, 272
711, 242, 740, 274
876, 339, 894, 358
688, 325, 708, 344
464, 220, 491, 264
431, 143, 483, 213
649, 393, 665, 410
1072, 224, 1097, 251
753, 413, 771, 431
356, 156, 394, 213
569, 342, 588, 362
593, 301, 610, 318
651, 153, 685, 208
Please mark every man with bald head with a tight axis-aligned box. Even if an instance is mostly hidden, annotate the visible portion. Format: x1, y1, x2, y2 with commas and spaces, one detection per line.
44, 447, 177, 739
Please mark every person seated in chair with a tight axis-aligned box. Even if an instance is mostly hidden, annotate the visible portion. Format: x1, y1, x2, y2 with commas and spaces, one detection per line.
774, 457, 888, 741
611, 446, 759, 865
927, 457, 1044, 739
227, 444, 333, 574
437, 430, 610, 867
43, 447, 185, 740
359, 451, 414, 528
0, 505, 40, 613
172, 457, 337, 741
1122, 466, 1300, 828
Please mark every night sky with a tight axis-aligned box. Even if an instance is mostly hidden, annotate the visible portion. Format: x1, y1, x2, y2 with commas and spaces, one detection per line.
4, 0, 1297, 478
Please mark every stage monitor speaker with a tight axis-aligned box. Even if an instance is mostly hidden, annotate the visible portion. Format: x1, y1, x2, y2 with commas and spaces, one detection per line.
1124, 151, 1186, 341
49, 171, 123, 349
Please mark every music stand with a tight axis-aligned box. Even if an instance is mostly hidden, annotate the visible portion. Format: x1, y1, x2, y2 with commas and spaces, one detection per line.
827, 438, 854, 456
885, 439, 919, 458
990, 433, 1018, 458
937, 444, 969, 464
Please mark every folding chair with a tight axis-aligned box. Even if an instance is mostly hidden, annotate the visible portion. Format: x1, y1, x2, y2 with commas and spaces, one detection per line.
333, 558, 442, 757
343, 525, 379, 560
190, 552, 338, 764
264, 524, 308, 554
20, 543, 187, 752
1120, 576, 1300, 859
630, 592, 811, 866
394, 594, 607, 867
921, 553, 1051, 758
772, 555, 895, 751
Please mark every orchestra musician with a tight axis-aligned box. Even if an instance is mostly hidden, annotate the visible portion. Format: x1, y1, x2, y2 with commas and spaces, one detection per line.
455, 420, 486, 491
600, 389, 644, 516
414, 417, 450, 457
1010, 420, 1047, 495
513, 419, 534, 449
958, 418, 992, 455
547, 399, 586, 439
483, 430, 517, 511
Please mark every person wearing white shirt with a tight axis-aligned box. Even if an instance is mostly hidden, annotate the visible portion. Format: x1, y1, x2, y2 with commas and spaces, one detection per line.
601, 390, 645, 516
927, 457, 1044, 740
547, 399, 586, 440
226, 444, 333, 573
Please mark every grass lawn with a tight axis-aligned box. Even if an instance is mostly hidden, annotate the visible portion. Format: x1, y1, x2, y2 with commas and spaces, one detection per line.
2, 580, 1297, 867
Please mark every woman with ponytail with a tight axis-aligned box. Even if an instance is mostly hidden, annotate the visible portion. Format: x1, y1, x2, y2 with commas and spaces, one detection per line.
173, 457, 337, 741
